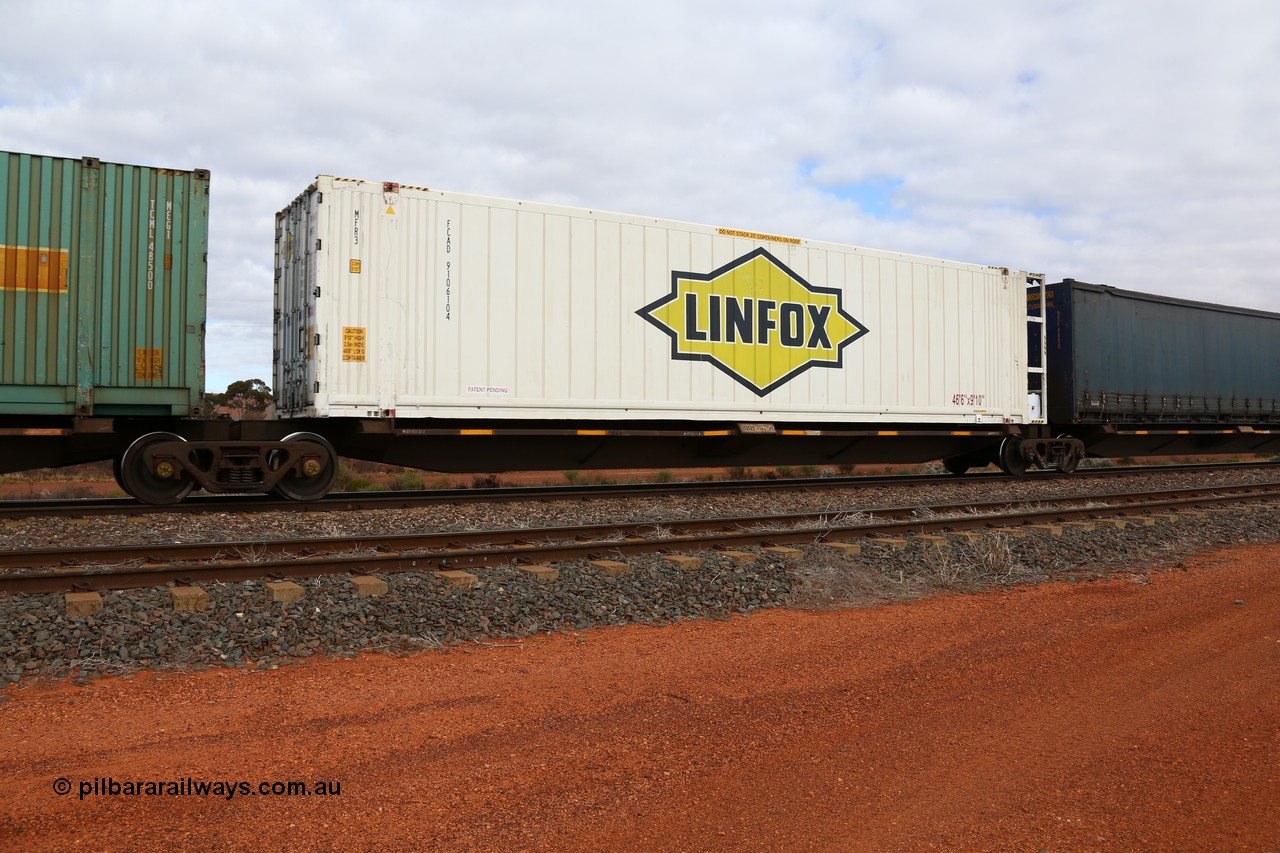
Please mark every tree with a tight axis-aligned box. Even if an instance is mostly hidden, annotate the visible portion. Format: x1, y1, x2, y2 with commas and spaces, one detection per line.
211, 378, 273, 420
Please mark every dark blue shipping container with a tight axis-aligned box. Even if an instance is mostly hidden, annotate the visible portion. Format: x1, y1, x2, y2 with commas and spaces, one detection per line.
1044, 280, 1280, 424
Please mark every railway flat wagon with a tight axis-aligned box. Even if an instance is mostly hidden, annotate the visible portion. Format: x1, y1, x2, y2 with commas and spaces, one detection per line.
1045, 279, 1280, 458
276, 176, 1072, 474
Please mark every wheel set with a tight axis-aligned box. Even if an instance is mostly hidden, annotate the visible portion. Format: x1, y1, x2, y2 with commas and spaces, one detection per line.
113, 431, 338, 505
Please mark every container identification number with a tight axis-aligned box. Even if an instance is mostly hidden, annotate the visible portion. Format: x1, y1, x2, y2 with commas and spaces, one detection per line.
952, 393, 986, 406
444, 219, 452, 320
147, 201, 156, 291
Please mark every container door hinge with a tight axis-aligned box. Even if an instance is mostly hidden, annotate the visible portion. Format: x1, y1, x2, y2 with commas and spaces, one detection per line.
315, 239, 322, 251
312, 286, 321, 298
314, 381, 320, 393
317, 192, 323, 203
314, 333, 321, 346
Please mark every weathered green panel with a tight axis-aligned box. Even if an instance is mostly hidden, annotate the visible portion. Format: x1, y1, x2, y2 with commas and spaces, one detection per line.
0, 150, 208, 415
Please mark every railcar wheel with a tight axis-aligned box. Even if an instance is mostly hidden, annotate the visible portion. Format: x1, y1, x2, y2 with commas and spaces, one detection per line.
996, 436, 1028, 476
119, 432, 194, 505
269, 432, 338, 501
941, 456, 970, 475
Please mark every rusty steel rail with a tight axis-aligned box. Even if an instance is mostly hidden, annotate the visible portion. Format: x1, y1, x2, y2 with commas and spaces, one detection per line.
2, 482, 1278, 594
2, 460, 1278, 520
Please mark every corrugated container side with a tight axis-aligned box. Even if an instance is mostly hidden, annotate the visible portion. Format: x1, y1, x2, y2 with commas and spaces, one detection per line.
0, 151, 207, 416
276, 177, 1028, 425
1047, 280, 1280, 423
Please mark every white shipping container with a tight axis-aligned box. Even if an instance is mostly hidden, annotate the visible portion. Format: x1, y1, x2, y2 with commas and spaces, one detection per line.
274, 177, 1029, 425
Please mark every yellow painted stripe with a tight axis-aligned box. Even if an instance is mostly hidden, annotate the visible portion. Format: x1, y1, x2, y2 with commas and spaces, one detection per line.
1177, 430, 1190, 434
0, 245, 69, 292
576, 429, 607, 436
951, 430, 972, 436
1222, 429, 1234, 434
781, 429, 807, 436
1135, 430, 1148, 435
460, 429, 493, 436
702, 430, 731, 436
878, 430, 899, 436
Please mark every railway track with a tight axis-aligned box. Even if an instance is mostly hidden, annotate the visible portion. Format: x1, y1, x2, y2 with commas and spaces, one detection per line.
2, 460, 1278, 520
3, 481, 1277, 594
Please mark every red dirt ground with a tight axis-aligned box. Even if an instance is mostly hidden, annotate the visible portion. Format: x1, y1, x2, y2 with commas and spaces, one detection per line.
2, 545, 1278, 851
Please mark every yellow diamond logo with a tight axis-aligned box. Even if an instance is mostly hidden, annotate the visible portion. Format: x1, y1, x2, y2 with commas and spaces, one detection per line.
637, 248, 868, 396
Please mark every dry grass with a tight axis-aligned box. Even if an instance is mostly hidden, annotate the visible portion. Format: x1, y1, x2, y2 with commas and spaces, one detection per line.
789, 559, 918, 608
919, 534, 1021, 588
790, 533, 1031, 609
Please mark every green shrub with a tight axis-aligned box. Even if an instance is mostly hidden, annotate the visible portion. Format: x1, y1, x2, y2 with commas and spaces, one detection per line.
387, 472, 426, 491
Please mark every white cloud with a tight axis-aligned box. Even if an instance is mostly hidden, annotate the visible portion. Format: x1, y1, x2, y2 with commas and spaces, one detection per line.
2, 0, 1278, 391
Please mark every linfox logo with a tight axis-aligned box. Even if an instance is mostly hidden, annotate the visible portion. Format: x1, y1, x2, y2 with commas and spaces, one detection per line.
637, 247, 868, 396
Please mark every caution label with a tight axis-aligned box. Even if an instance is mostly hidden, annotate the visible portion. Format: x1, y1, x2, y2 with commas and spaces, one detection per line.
342, 326, 367, 362
134, 348, 163, 381
637, 248, 867, 396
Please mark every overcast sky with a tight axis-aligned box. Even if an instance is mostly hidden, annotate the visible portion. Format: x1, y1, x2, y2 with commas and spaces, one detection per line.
3, 0, 1278, 393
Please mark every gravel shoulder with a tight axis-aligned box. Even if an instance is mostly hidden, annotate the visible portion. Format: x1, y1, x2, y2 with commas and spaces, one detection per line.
1, 542, 1277, 851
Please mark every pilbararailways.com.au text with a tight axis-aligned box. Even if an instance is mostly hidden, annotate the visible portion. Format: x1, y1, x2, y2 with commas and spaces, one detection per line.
54, 776, 342, 800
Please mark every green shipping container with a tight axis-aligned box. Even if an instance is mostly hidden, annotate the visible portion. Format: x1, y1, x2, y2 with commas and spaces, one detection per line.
0, 151, 207, 416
